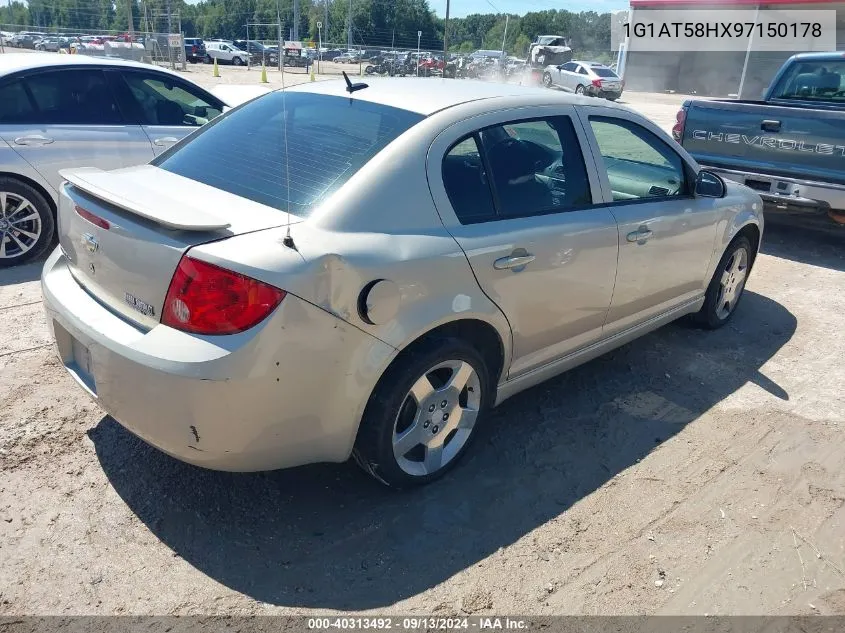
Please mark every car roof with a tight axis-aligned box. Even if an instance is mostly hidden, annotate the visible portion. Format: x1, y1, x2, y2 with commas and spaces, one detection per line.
0, 53, 180, 78
572, 60, 608, 67
285, 77, 626, 116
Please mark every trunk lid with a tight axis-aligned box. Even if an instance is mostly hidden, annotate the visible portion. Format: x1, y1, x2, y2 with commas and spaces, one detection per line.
58, 165, 297, 330
680, 100, 845, 186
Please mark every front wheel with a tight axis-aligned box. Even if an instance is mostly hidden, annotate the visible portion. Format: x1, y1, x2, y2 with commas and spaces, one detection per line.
543, 72, 552, 87
0, 178, 55, 268
691, 236, 753, 329
353, 338, 492, 489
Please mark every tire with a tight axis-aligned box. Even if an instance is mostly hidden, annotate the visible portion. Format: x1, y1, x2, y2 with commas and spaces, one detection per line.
606, 97, 617, 101
543, 72, 552, 87
690, 236, 753, 329
575, 84, 585, 95
365, 65, 375, 74
0, 177, 55, 268
233, 56, 244, 66
204, 55, 212, 64
353, 337, 493, 489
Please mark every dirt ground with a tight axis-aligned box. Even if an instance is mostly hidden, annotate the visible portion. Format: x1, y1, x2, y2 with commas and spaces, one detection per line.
0, 53, 844, 616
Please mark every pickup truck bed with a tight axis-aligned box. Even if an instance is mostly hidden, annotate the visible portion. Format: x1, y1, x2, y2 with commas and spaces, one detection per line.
676, 52, 845, 228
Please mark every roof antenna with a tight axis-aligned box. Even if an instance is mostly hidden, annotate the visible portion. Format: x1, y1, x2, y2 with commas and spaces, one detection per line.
342, 71, 369, 94
281, 63, 296, 250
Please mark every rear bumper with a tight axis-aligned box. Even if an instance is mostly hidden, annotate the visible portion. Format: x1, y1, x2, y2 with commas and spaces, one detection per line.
41, 248, 396, 472
706, 166, 845, 214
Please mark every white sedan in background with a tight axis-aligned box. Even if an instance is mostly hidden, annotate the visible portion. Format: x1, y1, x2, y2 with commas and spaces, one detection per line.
0, 54, 268, 266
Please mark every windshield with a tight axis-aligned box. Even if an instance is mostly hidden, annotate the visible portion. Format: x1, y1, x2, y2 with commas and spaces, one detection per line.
770, 59, 845, 103
153, 91, 424, 217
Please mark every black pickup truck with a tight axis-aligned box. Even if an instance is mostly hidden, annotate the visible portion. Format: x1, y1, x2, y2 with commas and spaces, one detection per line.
673, 52, 845, 229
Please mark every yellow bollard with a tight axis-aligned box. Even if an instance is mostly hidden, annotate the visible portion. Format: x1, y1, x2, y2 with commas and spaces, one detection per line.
260, 64, 268, 83
310, 67, 316, 82
213, 57, 220, 78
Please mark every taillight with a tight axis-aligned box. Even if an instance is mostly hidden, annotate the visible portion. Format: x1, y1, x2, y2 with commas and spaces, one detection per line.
592, 78, 602, 88
192, 45, 197, 54
74, 205, 110, 230
672, 107, 687, 142
162, 256, 285, 335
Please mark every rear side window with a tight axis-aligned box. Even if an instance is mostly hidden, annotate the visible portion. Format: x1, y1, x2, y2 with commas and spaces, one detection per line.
24, 69, 122, 124
770, 59, 845, 104
0, 80, 35, 123
154, 92, 424, 216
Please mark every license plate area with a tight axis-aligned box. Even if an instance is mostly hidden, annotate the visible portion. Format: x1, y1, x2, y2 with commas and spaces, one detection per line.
53, 320, 97, 395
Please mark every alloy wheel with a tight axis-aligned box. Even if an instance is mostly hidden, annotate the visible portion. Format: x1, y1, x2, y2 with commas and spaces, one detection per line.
0, 191, 42, 260
715, 246, 749, 320
392, 359, 482, 477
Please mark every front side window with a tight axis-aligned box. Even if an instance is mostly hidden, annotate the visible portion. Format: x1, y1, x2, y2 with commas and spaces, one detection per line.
588, 116, 688, 201
561, 62, 577, 72
770, 59, 845, 104
121, 72, 223, 126
23, 69, 121, 125
154, 91, 423, 217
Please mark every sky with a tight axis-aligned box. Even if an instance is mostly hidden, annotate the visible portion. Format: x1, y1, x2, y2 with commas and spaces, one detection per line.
429, 0, 629, 18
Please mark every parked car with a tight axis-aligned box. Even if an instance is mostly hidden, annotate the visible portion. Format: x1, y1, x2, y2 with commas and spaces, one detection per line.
233, 40, 279, 66
675, 52, 845, 229
0, 54, 243, 266
543, 61, 623, 101
204, 41, 250, 66
35, 37, 63, 52
335, 52, 361, 64
12, 32, 46, 49
41, 78, 763, 488
183, 38, 206, 64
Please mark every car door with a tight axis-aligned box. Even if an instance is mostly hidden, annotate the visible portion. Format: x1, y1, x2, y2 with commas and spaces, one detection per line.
110, 69, 225, 155
557, 62, 578, 90
576, 107, 721, 335
0, 67, 154, 196
429, 106, 620, 379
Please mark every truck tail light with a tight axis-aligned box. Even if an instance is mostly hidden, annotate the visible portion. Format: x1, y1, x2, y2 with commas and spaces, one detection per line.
162, 256, 285, 335
672, 107, 688, 142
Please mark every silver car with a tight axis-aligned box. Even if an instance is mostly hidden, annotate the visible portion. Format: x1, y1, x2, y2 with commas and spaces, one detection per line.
544, 60, 624, 100
41, 78, 763, 489
0, 54, 231, 267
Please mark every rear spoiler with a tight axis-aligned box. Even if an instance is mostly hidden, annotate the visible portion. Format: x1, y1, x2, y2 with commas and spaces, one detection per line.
59, 167, 231, 232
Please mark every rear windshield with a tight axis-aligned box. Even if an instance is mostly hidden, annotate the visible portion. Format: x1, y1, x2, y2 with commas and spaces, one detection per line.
153, 91, 424, 216
770, 59, 845, 104
592, 67, 618, 78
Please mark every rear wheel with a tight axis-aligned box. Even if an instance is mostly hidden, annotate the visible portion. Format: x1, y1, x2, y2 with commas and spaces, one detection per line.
575, 84, 585, 95
233, 56, 244, 66
691, 236, 753, 329
353, 338, 492, 489
0, 178, 55, 268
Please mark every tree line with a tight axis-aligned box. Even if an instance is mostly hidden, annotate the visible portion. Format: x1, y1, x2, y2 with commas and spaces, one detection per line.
4, 0, 612, 58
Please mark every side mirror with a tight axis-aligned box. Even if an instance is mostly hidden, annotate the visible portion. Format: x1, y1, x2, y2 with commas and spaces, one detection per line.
695, 170, 726, 198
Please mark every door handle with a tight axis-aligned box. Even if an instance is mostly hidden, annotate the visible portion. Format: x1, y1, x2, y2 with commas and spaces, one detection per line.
153, 137, 179, 146
761, 119, 781, 132
494, 254, 535, 270
627, 227, 654, 243
14, 135, 54, 146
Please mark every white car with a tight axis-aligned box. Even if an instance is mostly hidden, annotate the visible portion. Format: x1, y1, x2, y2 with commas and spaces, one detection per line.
205, 41, 250, 66
0, 54, 266, 266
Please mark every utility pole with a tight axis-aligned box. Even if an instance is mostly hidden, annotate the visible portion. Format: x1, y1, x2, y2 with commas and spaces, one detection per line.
501, 14, 509, 57
324, 0, 328, 46
127, 0, 135, 38
293, 0, 299, 41
442, 0, 450, 63
166, 0, 174, 70
347, 0, 352, 50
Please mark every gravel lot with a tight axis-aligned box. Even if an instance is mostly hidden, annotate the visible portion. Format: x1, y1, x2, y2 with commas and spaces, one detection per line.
0, 58, 843, 616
